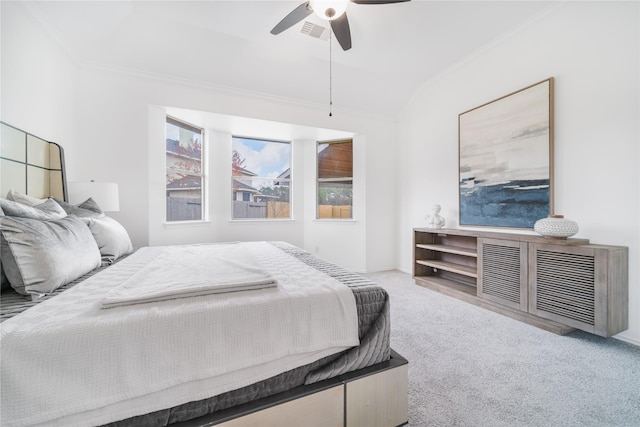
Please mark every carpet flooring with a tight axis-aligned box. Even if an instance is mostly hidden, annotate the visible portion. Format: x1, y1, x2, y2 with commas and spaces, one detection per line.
365, 270, 640, 427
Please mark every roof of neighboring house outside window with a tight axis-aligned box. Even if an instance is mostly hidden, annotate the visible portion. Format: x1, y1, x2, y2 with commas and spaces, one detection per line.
167, 175, 200, 190
232, 179, 259, 193
166, 138, 201, 160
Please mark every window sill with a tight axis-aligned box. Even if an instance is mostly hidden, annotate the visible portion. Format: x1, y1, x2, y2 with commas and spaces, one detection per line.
228, 218, 296, 223
313, 219, 358, 223
163, 220, 211, 228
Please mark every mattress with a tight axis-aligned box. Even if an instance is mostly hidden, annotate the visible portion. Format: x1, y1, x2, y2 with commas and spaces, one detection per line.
0, 241, 390, 426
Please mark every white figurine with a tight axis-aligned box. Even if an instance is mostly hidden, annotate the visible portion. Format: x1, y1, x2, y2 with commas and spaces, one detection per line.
425, 204, 445, 229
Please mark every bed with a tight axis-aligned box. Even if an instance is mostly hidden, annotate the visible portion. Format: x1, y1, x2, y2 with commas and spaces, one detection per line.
0, 122, 408, 427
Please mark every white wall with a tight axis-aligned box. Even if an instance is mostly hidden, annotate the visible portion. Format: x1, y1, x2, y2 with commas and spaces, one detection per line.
71, 67, 396, 272
397, 2, 640, 343
0, 1, 76, 165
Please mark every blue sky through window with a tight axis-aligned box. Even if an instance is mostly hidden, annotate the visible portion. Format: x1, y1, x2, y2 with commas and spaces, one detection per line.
232, 137, 290, 179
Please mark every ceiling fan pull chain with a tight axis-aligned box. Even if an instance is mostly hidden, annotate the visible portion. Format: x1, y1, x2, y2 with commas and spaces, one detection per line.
329, 29, 333, 117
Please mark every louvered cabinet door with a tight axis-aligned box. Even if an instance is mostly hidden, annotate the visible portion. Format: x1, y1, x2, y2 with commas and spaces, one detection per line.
478, 238, 528, 310
528, 243, 628, 337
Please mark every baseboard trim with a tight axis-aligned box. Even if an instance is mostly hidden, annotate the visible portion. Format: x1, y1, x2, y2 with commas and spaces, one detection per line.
361, 267, 397, 274
614, 335, 640, 347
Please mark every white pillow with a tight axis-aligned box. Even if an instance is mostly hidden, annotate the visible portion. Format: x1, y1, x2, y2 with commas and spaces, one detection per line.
0, 198, 67, 220
5, 189, 47, 206
0, 215, 101, 298
83, 216, 133, 263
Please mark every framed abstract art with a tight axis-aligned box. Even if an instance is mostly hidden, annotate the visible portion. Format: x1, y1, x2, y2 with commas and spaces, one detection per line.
458, 78, 554, 228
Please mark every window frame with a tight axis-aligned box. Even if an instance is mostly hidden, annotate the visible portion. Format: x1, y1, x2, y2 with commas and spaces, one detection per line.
316, 138, 353, 220
231, 135, 292, 221
165, 116, 206, 223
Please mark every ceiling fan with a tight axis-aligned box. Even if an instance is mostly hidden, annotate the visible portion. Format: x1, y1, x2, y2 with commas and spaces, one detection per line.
270, 0, 411, 51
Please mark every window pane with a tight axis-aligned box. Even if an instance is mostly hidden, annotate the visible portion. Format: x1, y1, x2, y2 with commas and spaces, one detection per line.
232, 137, 291, 219
166, 175, 202, 221
317, 180, 352, 219
317, 141, 352, 179
317, 140, 353, 219
166, 118, 204, 222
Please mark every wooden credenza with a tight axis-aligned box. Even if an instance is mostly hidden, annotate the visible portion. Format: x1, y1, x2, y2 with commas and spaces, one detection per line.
413, 228, 628, 337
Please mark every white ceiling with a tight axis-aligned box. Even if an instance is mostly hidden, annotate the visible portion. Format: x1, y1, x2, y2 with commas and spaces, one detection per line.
25, 0, 558, 116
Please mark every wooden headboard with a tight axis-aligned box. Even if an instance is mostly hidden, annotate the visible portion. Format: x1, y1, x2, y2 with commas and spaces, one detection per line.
0, 122, 67, 201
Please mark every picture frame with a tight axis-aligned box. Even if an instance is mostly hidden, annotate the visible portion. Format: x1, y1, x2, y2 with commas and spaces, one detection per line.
458, 78, 554, 228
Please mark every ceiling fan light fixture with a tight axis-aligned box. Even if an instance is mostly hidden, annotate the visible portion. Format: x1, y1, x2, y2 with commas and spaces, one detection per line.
309, 0, 349, 21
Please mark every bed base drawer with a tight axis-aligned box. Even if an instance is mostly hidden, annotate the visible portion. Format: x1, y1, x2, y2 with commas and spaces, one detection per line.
181, 349, 408, 427
217, 385, 343, 427
346, 362, 408, 427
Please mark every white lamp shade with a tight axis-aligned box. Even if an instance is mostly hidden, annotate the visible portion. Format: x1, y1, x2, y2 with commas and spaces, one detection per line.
67, 181, 120, 212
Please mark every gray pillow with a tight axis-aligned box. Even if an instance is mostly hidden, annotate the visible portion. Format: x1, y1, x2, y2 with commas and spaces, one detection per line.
82, 216, 133, 264
53, 197, 104, 218
1, 255, 8, 292
0, 215, 101, 298
0, 198, 67, 220
0, 195, 5, 291
0, 206, 5, 289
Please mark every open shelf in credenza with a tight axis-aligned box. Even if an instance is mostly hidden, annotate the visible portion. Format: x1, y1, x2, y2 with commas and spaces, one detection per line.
413, 229, 479, 295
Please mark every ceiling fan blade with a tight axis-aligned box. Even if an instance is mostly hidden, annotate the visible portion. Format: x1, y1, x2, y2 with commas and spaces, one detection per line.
271, 2, 313, 35
331, 13, 352, 51
351, 0, 410, 4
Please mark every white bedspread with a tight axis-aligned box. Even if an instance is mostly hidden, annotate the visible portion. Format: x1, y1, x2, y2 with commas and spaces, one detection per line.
0, 242, 359, 427
102, 244, 277, 308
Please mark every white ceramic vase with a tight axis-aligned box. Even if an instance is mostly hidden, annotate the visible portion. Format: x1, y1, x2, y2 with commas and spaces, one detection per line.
534, 215, 579, 238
